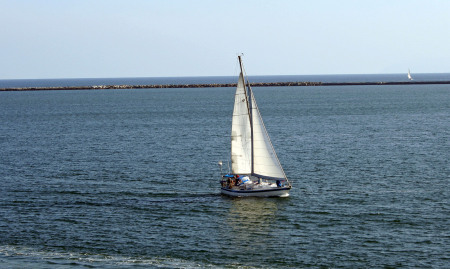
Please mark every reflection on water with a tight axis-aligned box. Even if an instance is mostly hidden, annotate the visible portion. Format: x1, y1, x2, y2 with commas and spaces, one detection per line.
222, 198, 283, 254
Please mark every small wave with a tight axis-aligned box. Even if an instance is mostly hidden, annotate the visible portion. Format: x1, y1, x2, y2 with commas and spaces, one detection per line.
0, 245, 225, 268
139, 192, 221, 205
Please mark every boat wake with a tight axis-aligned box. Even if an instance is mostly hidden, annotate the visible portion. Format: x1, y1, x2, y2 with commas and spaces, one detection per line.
0, 245, 223, 269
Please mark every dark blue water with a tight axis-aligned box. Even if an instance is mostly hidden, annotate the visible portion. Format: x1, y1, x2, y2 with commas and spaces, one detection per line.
0, 82, 449, 268
1, 73, 450, 88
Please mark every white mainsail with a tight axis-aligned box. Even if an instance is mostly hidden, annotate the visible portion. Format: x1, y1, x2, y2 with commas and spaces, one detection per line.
408, 69, 413, 80
231, 72, 252, 174
231, 56, 286, 180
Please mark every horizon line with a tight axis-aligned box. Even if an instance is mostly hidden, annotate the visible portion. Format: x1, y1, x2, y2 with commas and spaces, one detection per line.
2, 71, 450, 81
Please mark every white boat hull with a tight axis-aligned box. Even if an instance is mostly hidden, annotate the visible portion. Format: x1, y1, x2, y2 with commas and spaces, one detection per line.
220, 186, 291, 197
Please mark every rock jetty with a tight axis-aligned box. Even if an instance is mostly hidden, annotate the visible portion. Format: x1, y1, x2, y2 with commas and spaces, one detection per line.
1, 80, 450, 91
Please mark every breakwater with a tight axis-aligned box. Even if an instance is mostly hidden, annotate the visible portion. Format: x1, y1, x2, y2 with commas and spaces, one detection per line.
1, 80, 450, 91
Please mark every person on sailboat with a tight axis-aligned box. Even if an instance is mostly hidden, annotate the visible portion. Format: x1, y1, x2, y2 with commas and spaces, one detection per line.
234, 175, 241, 186
227, 177, 232, 189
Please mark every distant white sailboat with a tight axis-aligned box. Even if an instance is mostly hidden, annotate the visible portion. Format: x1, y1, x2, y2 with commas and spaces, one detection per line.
408, 69, 413, 80
219, 56, 292, 197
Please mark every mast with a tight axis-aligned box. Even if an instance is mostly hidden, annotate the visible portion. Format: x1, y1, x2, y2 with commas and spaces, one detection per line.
248, 81, 254, 175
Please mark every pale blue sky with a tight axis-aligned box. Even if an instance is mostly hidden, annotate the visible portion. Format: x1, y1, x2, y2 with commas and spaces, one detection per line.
1, 0, 450, 79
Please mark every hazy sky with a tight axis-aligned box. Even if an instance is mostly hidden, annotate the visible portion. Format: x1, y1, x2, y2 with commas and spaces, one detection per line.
1, 0, 450, 79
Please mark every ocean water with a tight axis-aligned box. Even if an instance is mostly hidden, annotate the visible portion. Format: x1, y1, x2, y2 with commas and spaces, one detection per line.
0, 81, 449, 268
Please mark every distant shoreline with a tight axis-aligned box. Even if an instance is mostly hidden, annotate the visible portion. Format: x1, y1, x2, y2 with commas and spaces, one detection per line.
1, 80, 450, 91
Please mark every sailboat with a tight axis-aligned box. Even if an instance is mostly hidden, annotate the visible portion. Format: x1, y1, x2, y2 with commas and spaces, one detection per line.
219, 56, 292, 197
408, 69, 413, 80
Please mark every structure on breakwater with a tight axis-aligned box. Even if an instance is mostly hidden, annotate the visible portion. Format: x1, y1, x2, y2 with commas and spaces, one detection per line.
1, 80, 450, 91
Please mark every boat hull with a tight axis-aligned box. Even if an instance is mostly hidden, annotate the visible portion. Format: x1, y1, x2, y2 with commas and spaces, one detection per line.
220, 186, 291, 197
